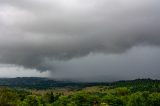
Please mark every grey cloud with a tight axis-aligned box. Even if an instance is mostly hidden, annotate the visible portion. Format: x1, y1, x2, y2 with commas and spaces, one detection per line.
0, 0, 160, 72
49, 46, 160, 82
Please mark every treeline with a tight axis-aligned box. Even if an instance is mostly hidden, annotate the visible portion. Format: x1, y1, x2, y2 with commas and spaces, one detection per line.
0, 77, 159, 90
111, 79, 160, 92
0, 77, 107, 89
0, 85, 160, 106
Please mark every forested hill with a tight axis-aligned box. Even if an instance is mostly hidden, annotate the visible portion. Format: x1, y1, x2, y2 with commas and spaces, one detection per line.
0, 77, 106, 89
0, 77, 159, 91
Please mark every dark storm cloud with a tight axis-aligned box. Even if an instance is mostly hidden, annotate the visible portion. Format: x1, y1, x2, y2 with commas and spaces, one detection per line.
49, 46, 160, 82
0, 0, 160, 72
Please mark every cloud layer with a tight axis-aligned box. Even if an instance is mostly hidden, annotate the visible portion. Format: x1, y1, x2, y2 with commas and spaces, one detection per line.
0, 0, 160, 79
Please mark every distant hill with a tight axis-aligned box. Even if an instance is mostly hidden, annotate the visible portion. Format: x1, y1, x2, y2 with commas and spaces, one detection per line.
0, 77, 106, 89
0, 77, 159, 91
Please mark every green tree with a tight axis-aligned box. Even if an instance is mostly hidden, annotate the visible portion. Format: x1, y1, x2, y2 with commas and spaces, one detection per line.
71, 92, 92, 106
114, 87, 130, 96
102, 94, 123, 106
43, 92, 55, 104
0, 88, 19, 106
20, 95, 44, 106
52, 95, 70, 106
148, 93, 160, 106
127, 92, 149, 106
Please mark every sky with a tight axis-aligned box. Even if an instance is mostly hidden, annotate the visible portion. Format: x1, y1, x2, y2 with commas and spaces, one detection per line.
0, 0, 160, 82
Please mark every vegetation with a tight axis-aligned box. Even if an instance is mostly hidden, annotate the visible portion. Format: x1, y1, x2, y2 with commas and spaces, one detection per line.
0, 78, 160, 106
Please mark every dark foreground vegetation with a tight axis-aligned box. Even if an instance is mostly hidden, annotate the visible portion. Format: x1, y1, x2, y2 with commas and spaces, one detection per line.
0, 78, 160, 106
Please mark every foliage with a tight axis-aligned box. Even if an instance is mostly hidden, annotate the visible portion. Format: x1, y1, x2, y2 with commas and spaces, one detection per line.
0, 88, 19, 106
20, 95, 44, 106
0, 79, 160, 106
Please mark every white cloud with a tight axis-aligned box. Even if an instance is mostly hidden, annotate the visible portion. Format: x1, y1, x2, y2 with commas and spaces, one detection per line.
0, 64, 49, 78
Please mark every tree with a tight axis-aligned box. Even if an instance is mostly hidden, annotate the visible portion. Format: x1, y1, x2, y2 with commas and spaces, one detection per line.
0, 88, 19, 106
102, 94, 123, 106
20, 95, 44, 106
148, 93, 160, 106
127, 92, 149, 106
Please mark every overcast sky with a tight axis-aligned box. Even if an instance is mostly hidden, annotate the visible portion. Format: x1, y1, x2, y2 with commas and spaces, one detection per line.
0, 0, 160, 82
